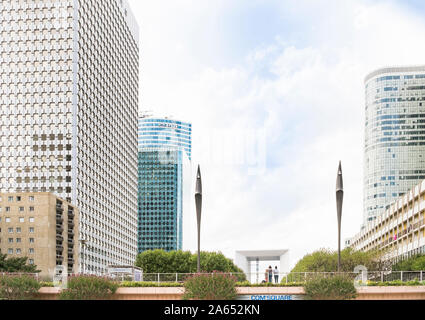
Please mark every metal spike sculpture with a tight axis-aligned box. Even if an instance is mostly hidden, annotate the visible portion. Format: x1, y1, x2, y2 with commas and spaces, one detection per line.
336, 161, 344, 272
195, 165, 202, 273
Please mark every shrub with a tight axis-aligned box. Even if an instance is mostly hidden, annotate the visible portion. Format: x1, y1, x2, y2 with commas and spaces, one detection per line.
304, 275, 357, 300
235, 281, 305, 287
366, 280, 425, 286
182, 272, 238, 300
392, 254, 425, 271
59, 275, 118, 300
0, 275, 41, 300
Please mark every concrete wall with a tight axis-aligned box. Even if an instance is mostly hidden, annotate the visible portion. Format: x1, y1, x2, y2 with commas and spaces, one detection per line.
36, 286, 425, 300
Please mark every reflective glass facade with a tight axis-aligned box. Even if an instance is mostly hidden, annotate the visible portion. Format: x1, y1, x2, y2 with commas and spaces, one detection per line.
0, 0, 139, 274
138, 117, 192, 252
364, 66, 425, 224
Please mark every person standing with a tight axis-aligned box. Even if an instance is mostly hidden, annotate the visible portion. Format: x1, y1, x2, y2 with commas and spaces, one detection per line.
273, 266, 279, 284
268, 266, 273, 283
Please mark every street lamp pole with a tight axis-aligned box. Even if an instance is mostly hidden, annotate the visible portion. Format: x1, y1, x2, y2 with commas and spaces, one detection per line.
195, 165, 202, 273
336, 161, 344, 272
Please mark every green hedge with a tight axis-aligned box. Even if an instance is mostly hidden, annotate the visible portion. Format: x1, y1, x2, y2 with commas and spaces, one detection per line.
235, 281, 305, 287
392, 254, 425, 271
366, 280, 425, 286
39, 281, 55, 287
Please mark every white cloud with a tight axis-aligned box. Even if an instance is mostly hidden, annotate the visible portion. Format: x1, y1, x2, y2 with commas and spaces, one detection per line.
128, 0, 425, 270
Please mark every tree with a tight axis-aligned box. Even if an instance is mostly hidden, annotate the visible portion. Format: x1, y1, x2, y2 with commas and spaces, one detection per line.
392, 254, 425, 271
59, 275, 118, 300
0, 253, 40, 273
135, 250, 246, 280
291, 248, 385, 273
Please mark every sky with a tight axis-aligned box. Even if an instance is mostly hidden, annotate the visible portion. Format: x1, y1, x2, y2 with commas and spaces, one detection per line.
127, 0, 425, 271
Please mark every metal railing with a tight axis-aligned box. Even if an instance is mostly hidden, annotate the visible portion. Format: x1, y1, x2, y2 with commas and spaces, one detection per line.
1, 271, 423, 284
105, 271, 425, 284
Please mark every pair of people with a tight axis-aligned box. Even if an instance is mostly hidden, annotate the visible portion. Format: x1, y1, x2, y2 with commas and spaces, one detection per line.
265, 266, 279, 283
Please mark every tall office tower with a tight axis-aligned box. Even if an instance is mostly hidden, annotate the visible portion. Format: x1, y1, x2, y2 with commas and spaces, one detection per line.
364, 66, 425, 224
138, 115, 192, 252
0, 0, 139, 274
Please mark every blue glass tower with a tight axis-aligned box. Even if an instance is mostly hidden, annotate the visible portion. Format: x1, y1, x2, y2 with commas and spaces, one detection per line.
138, 116, 192, 252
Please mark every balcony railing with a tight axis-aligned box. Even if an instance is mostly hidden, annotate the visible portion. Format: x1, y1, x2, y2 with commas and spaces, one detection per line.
378, 219, 425, 249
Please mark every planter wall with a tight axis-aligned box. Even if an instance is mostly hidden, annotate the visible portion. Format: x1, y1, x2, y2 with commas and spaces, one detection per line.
35, 286, 425, 300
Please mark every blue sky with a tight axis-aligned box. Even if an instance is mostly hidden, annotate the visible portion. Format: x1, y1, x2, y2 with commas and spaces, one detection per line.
128, 0, 425, 271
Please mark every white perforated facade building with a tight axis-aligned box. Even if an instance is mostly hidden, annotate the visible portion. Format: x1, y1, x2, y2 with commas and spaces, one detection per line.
0, 0, 139, 274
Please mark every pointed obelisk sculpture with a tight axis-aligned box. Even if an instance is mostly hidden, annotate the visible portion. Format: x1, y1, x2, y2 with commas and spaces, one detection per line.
195, 165, 202, 273
336, 161, 344, 272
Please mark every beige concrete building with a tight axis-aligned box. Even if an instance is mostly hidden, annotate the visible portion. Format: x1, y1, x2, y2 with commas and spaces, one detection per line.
0, 192, 78, 279
349, 179, 425, 262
